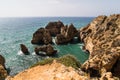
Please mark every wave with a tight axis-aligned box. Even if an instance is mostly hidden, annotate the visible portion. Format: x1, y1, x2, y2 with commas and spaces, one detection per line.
52, 37, 56, 45
17, 50, 24, 55
32, 52, 36, 55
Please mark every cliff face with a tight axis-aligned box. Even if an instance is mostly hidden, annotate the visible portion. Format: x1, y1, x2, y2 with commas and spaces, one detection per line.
7, 60, 88, 80
0, 55, 7, 80
80, 14, 120, 77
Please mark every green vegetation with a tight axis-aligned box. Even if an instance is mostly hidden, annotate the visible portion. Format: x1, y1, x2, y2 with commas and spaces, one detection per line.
31, 54, 81, 69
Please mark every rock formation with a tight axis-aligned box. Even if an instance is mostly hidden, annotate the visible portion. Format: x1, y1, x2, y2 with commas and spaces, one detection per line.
6, 60, 88, 80
20, 44, 29, 55
31, 28, 52, 44
0, 55, 7, 80
34, 44, 57, 56
80, 14, 120, 78
45, 21, 64, 36
55, 24, 78, 44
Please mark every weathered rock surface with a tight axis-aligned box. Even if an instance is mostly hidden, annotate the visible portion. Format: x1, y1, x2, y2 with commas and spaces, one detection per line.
20, 44, 29, 55
56, 24, 78, 44
0, 55, 5, 67
35, 44, 57, 56
6, 60, 88, 80
0, 55, 7, 80
100, 72, 119, 80
31, 28, 52, 44
80, 14, 120, 78
45, 21, 64, 36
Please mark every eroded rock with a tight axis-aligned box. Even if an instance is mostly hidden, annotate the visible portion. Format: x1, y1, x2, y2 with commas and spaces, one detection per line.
0, 55, 7, 80
80, 14, 120, 78
34, 44, 57, 56
31, 28, 52, 44
20, 44, 29, 55
55, 24, 78, 44
45, 21, 64, 36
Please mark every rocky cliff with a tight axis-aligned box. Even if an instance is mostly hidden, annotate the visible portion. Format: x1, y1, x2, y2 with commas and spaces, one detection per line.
80, 14, 120, 78
0, 55, 7, 80
6, 14, 120, 80
6, 56, 88, 80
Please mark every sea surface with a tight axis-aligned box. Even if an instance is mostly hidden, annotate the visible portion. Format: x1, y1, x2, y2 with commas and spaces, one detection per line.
0, 17, 94, 75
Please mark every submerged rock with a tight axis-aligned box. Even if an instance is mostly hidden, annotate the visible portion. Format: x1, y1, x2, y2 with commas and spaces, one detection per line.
31, 28, 52, 44
34, 44, 57, 56
80, 14, 120, 78
20, 44, 29, 55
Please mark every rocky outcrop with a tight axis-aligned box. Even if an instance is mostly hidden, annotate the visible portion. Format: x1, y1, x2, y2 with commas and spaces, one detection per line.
45, 21, 64, 36
20, 44, 29, 55
100, 72, 119, 80
31, 28, 52, 44
34, 44, 57, 56
80, 14, 120, 78
0, 55, 5, 68
0, 55, 7, 80
56, 24, 78, 44
6, 60, 88, 80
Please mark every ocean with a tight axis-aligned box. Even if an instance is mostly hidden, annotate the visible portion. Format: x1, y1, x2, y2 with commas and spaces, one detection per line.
0, 17, 94, 75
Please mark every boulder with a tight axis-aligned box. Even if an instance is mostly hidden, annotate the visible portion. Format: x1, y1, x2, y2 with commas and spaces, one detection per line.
34, 44, 57, 56
55, 24, 78, 44
45, 21, 64, 36
31, 28, 52, 44
80, 14, 120, 77
20, 44, 29, 55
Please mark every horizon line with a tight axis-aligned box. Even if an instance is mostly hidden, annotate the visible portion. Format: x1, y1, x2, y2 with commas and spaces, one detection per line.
0, 16, 96, 18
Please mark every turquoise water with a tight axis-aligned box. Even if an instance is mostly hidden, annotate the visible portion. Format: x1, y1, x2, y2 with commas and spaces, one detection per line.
0, 17, 94, 75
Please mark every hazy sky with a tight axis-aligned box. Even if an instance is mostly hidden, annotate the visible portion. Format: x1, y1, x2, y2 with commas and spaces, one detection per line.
0, 0, 120, 17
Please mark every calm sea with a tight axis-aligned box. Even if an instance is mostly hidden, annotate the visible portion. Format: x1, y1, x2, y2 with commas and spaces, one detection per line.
0, 17, 94, 75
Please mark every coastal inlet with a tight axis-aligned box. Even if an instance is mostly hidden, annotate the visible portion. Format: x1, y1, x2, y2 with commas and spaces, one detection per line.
0, 17, 93, 75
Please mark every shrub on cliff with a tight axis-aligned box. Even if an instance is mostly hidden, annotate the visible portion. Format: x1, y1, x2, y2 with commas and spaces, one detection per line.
31, 54, 81, 69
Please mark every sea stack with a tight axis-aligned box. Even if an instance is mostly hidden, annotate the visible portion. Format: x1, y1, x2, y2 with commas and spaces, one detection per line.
20, 44, 30, 55
34, 44, 57, 56
55, 24, 78, 44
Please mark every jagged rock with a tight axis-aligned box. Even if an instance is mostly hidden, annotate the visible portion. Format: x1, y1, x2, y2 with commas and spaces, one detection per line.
0, 55, 5, 67
45, 21, 64, 36
111, 58, 120, 78
6, 60, 88, 80
34, 44, 57, 56
80, 14, 120, 77
55, 24, 78, 44
20, 44, 29, 55
55, 34, 68, 44
100, 72, 119, 80
31, 28, 52, 44
0, 64, 7, 80
0, 55, 7, 80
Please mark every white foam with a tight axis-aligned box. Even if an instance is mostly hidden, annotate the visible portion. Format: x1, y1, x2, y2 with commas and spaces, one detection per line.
17, 50, 24, 55
80, 46, 82, 49
52, 37, 56, 45
32, 52, 36, 55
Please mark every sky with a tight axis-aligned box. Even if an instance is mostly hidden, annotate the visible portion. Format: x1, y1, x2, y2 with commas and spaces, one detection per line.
0, 0, 120, 17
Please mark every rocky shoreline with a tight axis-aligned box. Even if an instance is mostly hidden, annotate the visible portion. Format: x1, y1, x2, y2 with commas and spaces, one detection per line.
0, 14, 120, 80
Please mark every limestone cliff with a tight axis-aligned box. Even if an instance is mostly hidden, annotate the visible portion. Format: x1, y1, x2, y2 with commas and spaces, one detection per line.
6, 60, 88, 80
80, 14, 120, 78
